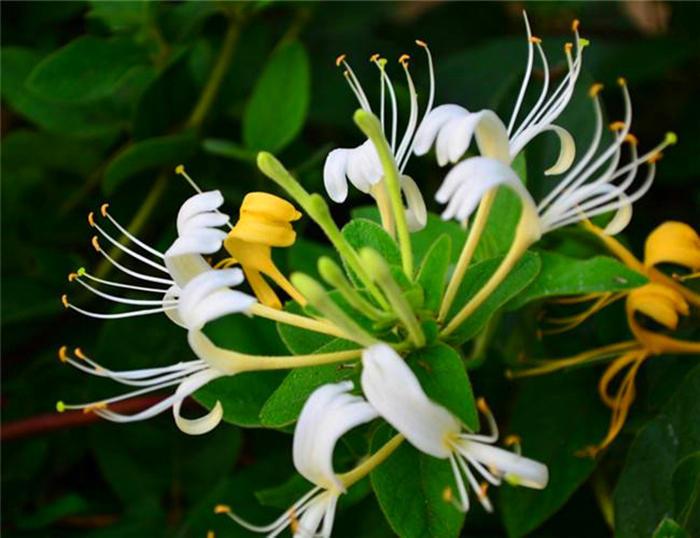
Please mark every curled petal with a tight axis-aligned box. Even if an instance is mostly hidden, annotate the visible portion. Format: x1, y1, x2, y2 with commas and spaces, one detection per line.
540, 125, 576, 176
413, 104, 469, 157
346, 140, 382, 193
361, 344, 460, 459
166, 229, 228, 258
644, 221, 700, 271
176, 190, 225, 235
294, 381, 378, 491
401, 175, 427, 231
458, 440, 549, 489
163, 284, 186, 328
323, 148, 351, 203
602, 194, 633, 236
172, 369, 224, 435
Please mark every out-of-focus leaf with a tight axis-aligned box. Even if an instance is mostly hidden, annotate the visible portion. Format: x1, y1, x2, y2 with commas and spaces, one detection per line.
27, 36, 148, 102
103, 132, 198, 194
508, 251, 649, 310
446, 251, 541, 344
370, 424, 465, 538
500, 370, 608, 537
652, 518, 691, 538
16, 493, 89, 530
672, 453, 700, 537
614, 365, 700, 538
416, 234, 451, 312
202, 138, 257, 162
87, 1, 149, 33
243, 40, 310, 152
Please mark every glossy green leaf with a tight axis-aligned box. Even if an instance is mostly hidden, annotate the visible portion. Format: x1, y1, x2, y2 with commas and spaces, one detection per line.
27, 36, 148, 102
243, 40, 310, 152
446, 251, 541, 344
653, 518, 691, 538
406, 343, 478, 430
416, 235, 451, 313
507, 251, 649, 310
614, 365, 700, 538
103, 132, 198, 193
277, 302, 336, 355
259, 339, 360, 428
500, 370, 608, 537
341, 218, 401, 288
371, 424, 465, 538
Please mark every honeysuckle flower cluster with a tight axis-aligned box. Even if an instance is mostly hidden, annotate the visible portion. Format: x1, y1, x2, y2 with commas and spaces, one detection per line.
56, 12, 696, 536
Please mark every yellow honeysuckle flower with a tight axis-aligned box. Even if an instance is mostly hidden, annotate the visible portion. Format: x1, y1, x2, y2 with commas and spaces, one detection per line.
644, 221, 700, 274
218, 192, 305, 309
511, 282, 700, 456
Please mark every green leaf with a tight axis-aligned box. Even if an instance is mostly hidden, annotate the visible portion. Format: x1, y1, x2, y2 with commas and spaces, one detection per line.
446, 251, 541, 344
16, 494, 89, 530
614, 365, 700, 538
416, 235, 451, 313
1, 47, 122, 137
371, 424, 465, 538
259, 339, 360, 428
103, 132, 198, 193
202, 138, 257, 163
277, 302, 336, 355
341, 218, 401, 287
87, 1, 149, 33
27, 36, 148, 102
507, 251, 649, 310
672, 454, 700, 536
653, 518, 691, 538
500, 370, 608, 537
406, 343, 478, 430
243, 40, 310, 152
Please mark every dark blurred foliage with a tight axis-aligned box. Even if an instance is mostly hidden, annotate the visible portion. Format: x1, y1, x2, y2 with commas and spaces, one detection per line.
1, 2, 699, 537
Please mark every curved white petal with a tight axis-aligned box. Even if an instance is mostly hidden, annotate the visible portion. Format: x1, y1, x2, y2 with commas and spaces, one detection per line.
294, 492, 338, 538
435, 156, 536, 224
176, 190, 225, 235
458, 439, 549, 489
361, 344, 460, 459
346, 140, 382, 193
401, 175, 427, 232
323, 148, 351, 203
165, 229, 228, 258
178, 268, 255, 329
172, 368, 224, 435
513, 124, 575, 176
293, 381, 378, 491
602, 194, 633, 236
163, 284, 186, 327
413, 104, 469, 157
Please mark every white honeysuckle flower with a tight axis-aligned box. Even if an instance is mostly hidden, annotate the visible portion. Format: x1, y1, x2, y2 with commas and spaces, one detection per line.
56, 268, 255, 435
413, 12, 582, 174
323, 44, 435, 231
220, 381, 378, 537
63, 190, 232, 323
434, 81, 677, 239
361, 344, 548, 513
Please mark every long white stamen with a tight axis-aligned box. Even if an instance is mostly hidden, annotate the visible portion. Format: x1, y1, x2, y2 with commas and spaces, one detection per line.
508, 12, 535, 135
74, 270, 171, 294
372, 56, 399, 152
512, 38, 550, 141
338, 56, 372, 112
449, 453, 470, 512
456, 454, 493, 512
455, 445, 502, 486
63, 299, 176, 320
89, 219, 169, 274
395, 55, 419, 168
403, 40, 436, 171
100, 205, 165, 259
60, 377, 185, 412
93, 244, 174, 285
343, 71, 372, 112
71, 277, 178, 306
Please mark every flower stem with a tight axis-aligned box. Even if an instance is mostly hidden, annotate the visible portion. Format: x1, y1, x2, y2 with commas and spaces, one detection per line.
371, 183, 395, 238
339, 434, 404, 488
249, 303, 350, 340
354, 110, 413, 277
438, 190, 497, 322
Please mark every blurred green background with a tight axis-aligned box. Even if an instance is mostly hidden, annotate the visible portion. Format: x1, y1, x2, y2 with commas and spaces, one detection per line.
2, 1, 699, 537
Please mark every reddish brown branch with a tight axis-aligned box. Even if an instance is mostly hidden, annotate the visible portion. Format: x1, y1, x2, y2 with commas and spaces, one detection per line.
1, 395, 164, 441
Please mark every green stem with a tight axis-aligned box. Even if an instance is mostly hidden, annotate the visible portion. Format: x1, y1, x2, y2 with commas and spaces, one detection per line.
339, 434, 404, 488
354, 110, 413, 277
318, 257, 388, 321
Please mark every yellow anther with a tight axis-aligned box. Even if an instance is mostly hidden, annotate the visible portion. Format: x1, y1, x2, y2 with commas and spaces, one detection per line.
214, 504, 231, 514
617, 77, 627, 87
370, 53, 380, 63
477, 397, 490, 414
56, 401, 66, 413
207, 531, 215, 538
589, 83, 604, 98
399, 53, 410, 66
415, 39, 428, 48
665, 132, 678, 145
564, 42, 573, 54
572, 19, 580, 32
68, 272, 79, 282
61, 294, 69, 308
289, 508, 300, 534
504, 434, 522, 446
175, 164, 185, 175
91, 236, 100, 252
529, 36, 542, 44
58, 345, 69, 363
609, 121, 627, 132
100, 203, 109, 217
335, 54, 347, 67
442, 486, 453, 502
625, 134, 638, 146
648, 152, 664, 164
87, 211, 96, 227
83, 402, 107, 414
74, 348, 88, 361
479, 482, 489, 498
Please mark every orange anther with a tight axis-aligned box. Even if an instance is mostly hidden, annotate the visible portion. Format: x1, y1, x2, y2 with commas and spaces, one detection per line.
589, 83, 604, 98
572, 19, 580, 32
564, 42, 573, 54
529, 36, 542, 44
289, 508, 300, 534
58, 346, 69, 362
609, 121, 627, 132
477, 397, 490, 414
61, 294, 69, 308
648, 152, 664, 164
100, 203, 109, 217
617, 77, 627, 87
442, 486, 453, 502
479, 482, 489, 498
74, 348, 88, 360
68, 272, 78, 282
504, 434, 522, 446
91, 236, 100, 252
415, 39, 427, 48
335, 54, 347, 67
625, 134, 638, 146
214, 504, 231, 514
399, 53, 410, 66
370, 53, 380, 62
87, 212, 95, 227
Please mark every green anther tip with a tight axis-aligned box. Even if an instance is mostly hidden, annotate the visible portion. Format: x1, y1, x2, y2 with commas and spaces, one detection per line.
56, 401, 65, 413
579, 37, 590, 47
77, 267, 86, 276
665, 132, 678, 145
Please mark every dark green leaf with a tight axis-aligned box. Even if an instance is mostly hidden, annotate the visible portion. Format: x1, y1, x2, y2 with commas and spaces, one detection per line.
371, 424, 465, 538
87, 1, 149, 33
416, 235, 451, 313
27, 36, 148, 102
341, 218, 401, 287
406, 343, 478, 430
446, 251, 541, 344
507, 251, 648, 310
672, 453, 700, 536
103, 132, 198, 194
16, 494, 89, 530
500, 370, 608, 537
277, 302, 336, 355
202, 138, 257, 162
243, 40, 310, 152
652, 518, 691, 538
